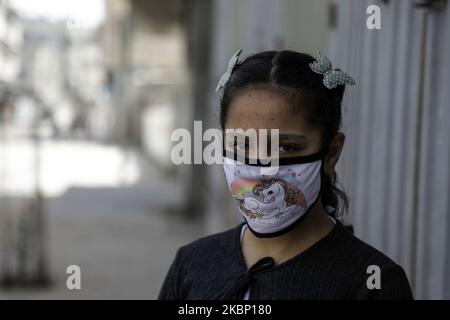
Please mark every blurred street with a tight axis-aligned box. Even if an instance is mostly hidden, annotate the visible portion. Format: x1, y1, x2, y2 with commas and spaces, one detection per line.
0, 139, 203, 299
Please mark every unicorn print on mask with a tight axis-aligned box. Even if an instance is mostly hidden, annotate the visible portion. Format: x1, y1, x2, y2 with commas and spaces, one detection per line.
234, 178, 307, 221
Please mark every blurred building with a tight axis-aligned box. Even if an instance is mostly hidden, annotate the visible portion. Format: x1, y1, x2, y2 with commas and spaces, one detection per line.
102, 0, 196, 215
20, 19, 68, 136
0, 0, 23, 116
0, 0, 22, 83
103, 0, 187, 149
0, 0, 44, 287
66, 28, 111, 140
20, 18, 111, 140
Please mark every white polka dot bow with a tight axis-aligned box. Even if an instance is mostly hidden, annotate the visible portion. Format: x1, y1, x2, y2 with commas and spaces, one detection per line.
309, 51, 356, 89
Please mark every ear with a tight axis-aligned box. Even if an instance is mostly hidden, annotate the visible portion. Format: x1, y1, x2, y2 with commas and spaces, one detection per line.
324, 132, 345, 176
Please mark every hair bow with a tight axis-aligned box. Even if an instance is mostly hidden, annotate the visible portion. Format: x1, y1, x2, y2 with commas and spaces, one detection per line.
215, 49, 242, 92
309, 52, 355, 89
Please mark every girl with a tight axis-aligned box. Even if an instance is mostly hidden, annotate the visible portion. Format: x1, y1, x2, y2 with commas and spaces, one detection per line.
158, 50, 413, 300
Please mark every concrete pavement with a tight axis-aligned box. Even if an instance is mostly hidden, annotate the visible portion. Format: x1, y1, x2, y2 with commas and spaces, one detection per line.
0, 140, 205, 299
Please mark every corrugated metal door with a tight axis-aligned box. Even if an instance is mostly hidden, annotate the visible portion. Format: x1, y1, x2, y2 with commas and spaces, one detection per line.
330, 0, 450, 299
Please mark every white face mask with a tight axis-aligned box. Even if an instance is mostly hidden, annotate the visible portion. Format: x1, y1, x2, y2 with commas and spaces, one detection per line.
223, 152, 323, 238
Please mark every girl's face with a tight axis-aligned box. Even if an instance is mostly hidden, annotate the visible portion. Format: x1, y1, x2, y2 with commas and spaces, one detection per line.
224, 88, 323, 160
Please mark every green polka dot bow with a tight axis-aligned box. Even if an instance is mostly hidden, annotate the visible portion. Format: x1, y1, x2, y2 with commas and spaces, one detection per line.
309, 51, 356, 89
215, 49, 242, 92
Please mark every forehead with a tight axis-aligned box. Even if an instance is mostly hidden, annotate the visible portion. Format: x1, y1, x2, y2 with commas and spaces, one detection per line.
224, 88, 311, 132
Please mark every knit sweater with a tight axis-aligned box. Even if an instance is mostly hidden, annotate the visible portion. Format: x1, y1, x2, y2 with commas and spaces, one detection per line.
158, 220, 413, 300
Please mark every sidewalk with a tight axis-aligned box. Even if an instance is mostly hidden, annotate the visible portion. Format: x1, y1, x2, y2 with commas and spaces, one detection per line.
0, 140, 204, 299
1, 181, 203, 300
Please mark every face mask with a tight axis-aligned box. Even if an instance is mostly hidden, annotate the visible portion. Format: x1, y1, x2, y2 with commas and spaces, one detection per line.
223, 152, 323, 238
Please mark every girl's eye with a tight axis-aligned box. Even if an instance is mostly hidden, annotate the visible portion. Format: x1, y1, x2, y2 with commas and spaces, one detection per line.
279, 144, 301, 153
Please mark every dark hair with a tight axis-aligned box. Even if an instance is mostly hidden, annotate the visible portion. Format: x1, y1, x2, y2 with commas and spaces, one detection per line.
219, 50, 348, 218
